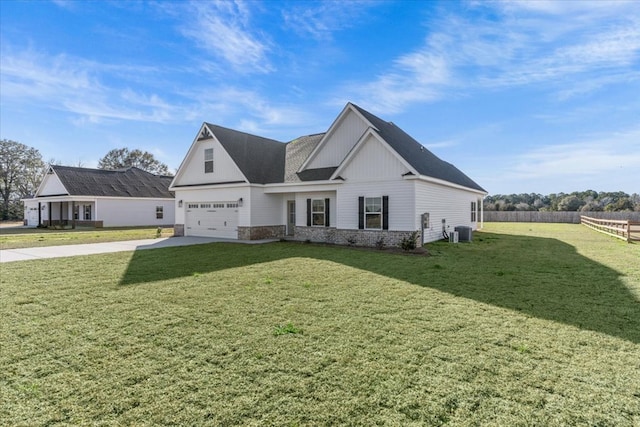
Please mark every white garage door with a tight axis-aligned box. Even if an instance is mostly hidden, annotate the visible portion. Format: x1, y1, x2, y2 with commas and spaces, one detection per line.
185, 202, 239, 239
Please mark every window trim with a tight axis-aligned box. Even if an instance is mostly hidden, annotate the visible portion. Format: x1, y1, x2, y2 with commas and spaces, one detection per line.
204, 148, 214, 174
365, 197, 383, 230
359, 196, 389, 230
311, 199, 325, 227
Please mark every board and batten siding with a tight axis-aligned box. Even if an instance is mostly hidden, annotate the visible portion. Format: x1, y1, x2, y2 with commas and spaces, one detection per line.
173, 186, 250, 226
306, 109, 368, 170
174, 138, 246, 187
97, 198, 175, 227
415, 180, 480, 243
339, 134, 411, 181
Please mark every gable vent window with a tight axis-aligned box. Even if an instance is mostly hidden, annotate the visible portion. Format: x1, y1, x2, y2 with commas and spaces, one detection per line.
204, 148, 214, 173
359, 196, 389, 230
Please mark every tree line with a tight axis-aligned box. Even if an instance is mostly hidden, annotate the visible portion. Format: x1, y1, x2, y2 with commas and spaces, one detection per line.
484, 191, 640, 212
0, 139, 172, 220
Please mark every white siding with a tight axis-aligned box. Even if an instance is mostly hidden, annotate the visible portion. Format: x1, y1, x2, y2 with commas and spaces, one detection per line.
174, 186, 250, 226
249, 187, 283, 226
38, 173, 67, 196
340, 135, 410, 181
336, 181, 414, 231
173, 139, 246, 187
414, 180, 480, 243
295, 191, 336, 227
97, 198, 175, 227
306, 109, 368, 169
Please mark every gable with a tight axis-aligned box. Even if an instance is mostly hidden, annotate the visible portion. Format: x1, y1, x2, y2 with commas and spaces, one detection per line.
171, 134, 247, 187
37, 170, 68, 196
338, 133, 412, 181
171, 123, 287, 188
303, 106, 369, 170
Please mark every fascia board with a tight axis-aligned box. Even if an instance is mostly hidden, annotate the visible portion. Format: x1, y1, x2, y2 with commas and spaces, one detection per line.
263, 181, 341, 194
405, 174, 488, 196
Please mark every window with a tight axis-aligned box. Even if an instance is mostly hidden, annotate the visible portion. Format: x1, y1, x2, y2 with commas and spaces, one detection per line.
226, 203, 238, 208
84, 205, 91, 220
204, 148, 214, 173
471, 201, 477, 222
312, 199, 325, 226
359, 196, 388, 230
365, 197, 382, 229
187, 203, 199, 209
156, 206, 164, 219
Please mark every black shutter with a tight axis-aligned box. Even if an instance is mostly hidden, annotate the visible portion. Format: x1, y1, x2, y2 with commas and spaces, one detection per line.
306, 198, 312, 227
358, 197, 364, 229
325, 198, 330, 227
382, 196, 389, 230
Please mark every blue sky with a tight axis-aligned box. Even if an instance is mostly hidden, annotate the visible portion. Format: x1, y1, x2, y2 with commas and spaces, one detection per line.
1, 0, 639, 195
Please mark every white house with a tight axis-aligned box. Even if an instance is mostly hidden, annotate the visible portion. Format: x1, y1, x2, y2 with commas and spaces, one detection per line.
169, 103, 487, 246
23, 166, 175, 228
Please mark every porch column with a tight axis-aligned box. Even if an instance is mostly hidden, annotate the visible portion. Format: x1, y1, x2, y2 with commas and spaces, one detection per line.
480, 197, 484, 229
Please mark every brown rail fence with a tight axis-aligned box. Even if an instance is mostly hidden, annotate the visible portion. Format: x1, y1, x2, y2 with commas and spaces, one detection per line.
580, 216, 640, 243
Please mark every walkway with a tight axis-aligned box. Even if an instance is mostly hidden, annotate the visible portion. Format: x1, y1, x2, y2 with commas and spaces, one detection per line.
0, 236, 278, 263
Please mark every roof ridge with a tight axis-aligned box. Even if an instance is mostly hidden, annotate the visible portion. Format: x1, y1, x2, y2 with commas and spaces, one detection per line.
206, 122, 285, 145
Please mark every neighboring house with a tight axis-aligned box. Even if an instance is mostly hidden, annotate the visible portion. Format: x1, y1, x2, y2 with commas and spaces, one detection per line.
169, 103, 487, 245
23, 166, 175, 228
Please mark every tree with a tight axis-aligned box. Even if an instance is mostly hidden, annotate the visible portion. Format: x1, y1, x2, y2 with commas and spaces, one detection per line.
98, 148, 172, 175
557, 195, 585, 211
0, 139, 45, 220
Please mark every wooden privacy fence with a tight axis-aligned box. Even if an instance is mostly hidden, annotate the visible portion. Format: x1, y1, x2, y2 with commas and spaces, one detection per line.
484, 211, 640, 223
580, 216, 640, 243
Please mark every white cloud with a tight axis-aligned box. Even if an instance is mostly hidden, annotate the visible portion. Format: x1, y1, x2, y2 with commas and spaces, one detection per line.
338, 1, 640, 115
282, 1, 374, 40
0, 49, 193, 124
181, 1, 272, 73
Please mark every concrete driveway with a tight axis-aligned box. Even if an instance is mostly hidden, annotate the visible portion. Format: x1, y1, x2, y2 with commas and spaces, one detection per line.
0, 236, 278, 263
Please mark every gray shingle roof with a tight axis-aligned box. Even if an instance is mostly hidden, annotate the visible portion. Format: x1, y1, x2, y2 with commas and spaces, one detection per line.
284, 133, 325, 182
351, 104, 486, 192
200, 104, 484, 192
51, 166, 174, 198
206, 124, 286, 184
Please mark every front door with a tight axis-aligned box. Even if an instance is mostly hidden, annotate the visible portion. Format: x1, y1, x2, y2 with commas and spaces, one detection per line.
287, 200, 295, 236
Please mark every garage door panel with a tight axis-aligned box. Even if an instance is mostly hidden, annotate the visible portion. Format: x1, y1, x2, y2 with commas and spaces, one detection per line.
185, 202, 238, 239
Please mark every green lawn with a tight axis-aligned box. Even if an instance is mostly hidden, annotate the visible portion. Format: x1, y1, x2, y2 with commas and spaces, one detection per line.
1, 223, 639, 426
0, 226, 173, 250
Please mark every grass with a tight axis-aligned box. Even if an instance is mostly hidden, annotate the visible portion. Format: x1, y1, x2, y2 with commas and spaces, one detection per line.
1, 223, 639, 425
0, 226, 173, 250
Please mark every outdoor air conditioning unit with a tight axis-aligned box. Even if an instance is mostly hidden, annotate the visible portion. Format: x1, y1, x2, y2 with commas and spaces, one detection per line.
449, 231, 459, 243
455, 226, 473, 242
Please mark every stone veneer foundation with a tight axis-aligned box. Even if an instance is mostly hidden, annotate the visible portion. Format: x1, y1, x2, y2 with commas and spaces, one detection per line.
174, 223, 419, 247
292, 226, 420, 248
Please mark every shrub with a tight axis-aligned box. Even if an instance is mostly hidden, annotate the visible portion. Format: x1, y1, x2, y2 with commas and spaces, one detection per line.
399, 231, 420, 251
